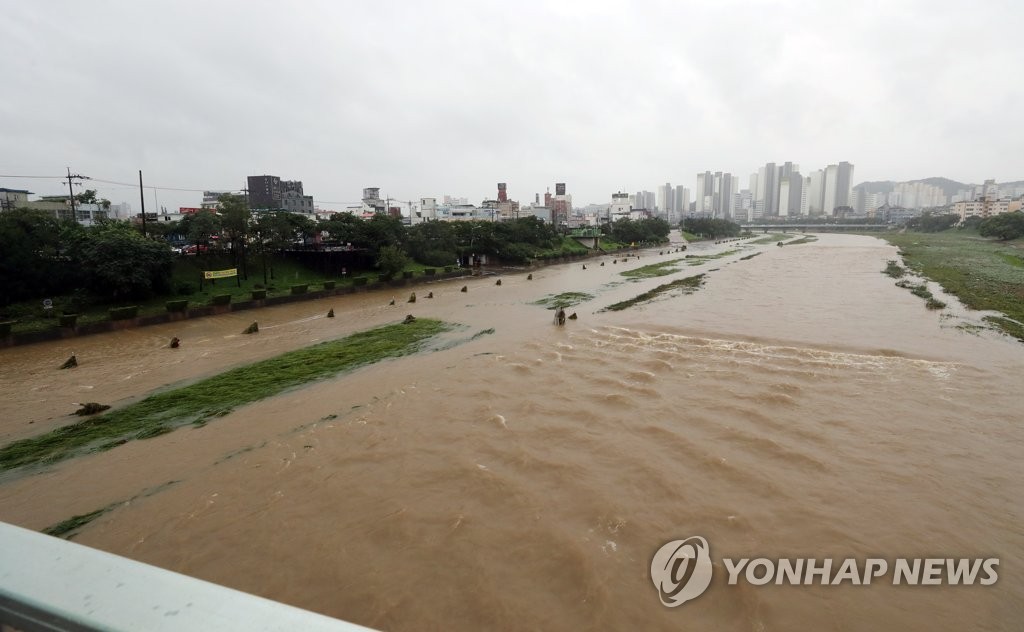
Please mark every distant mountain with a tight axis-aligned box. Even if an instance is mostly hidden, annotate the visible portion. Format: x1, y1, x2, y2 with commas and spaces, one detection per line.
852, 177, 1015, 198
854, 180, 896, 195
905, 177, 970, 197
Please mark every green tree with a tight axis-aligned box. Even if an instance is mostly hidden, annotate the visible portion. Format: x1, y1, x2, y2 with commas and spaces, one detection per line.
680, 218, 741, 239
0, 208, 69, 304
74, 189, 98, 205
179, 209, 222, 254
140, 218, 180, 240
282, 212, 317, 244
251, 211, 300, 284
979, 212, 1024, 241
219, 194, 250, 276
319, 213, 367, 248
906, 212, 958, 232
405, 220, 458, 266
363, 213, 406, 251
376, 244, 409, 279
65, 221, 174, 301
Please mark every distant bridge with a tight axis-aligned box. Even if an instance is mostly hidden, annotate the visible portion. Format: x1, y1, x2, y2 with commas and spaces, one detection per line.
741, 224, 891, 232
570, 227, 603, 248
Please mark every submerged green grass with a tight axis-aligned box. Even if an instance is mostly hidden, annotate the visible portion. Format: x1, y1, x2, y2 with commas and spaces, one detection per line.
884, 260, 906, 278
43, 506, 116, 539
748, 234, 787, 244
620, 258, 685, 279
984, 315, 1024, 342
875, 231, 1024, 340
684, 249, 740, 265
43, 480, 181, 539
603, 274, 706, 311
0, 319, 453, 472
533, 292, 594, 309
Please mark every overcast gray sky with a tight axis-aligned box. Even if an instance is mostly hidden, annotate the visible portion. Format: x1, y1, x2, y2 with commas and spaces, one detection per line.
1, 0, 1021, 212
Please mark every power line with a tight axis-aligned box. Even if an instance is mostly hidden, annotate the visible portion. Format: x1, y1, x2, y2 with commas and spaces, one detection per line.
87, 177, 242, 193
0, 174, 66, 179
4, 172, 368, 209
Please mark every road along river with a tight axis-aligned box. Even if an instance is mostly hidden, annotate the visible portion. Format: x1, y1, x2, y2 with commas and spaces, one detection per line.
1, 233, 1021, 631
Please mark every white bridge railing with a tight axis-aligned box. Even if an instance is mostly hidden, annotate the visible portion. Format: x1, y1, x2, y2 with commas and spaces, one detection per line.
0, 521, 373, 631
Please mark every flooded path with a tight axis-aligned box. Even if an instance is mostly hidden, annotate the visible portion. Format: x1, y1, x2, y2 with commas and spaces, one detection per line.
1, 233, 1021, 630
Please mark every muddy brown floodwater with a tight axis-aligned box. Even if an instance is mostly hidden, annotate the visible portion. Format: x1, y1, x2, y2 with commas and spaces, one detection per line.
1, 233, 1022, 631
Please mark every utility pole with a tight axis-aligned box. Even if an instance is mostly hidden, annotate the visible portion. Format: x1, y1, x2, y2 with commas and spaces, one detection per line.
66, 167, 86, 218
138, 170, 147, 237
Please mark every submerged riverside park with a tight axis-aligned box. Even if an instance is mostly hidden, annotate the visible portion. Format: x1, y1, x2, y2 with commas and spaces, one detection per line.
1, 230, 1023, 630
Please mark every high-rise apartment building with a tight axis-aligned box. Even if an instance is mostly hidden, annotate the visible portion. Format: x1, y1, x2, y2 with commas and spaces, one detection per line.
835, 162, 854, 209
822, 165, 839, 215
799, 177, 811, 216
714, 172, 734, 219
807, 170, 824, 215
777, 163, 802, 216
695, 171, 713, 214
634, 191, 656, 211
694, 171, 733, 217
756, 163, 778, 217
657, 183, 674, 215
675, 185, 689, 215
778, 179, 791, 217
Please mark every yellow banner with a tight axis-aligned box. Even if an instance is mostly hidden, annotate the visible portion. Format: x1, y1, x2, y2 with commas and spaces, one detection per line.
203, 268, 237, 280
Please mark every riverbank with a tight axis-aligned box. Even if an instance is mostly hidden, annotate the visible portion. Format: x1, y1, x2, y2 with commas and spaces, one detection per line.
0, 247, 619, 348
871, 230, 1024, 341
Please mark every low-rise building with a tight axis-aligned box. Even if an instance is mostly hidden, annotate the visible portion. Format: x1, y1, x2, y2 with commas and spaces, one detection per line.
0, 188, 31, 210
202, 191, 230, 209
954, 197, 1022, 222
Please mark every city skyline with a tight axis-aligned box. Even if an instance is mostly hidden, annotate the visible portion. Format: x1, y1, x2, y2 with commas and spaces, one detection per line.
1, 1, 1022, 212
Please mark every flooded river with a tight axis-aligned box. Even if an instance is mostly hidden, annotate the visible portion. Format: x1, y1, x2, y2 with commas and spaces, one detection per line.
1, 233, 1021, 630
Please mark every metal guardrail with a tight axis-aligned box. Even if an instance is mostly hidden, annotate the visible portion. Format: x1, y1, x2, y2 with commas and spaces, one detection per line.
0, 521, 374, 631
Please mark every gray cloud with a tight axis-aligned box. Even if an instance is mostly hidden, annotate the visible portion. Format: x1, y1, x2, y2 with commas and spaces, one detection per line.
1, 0, 1021, 212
